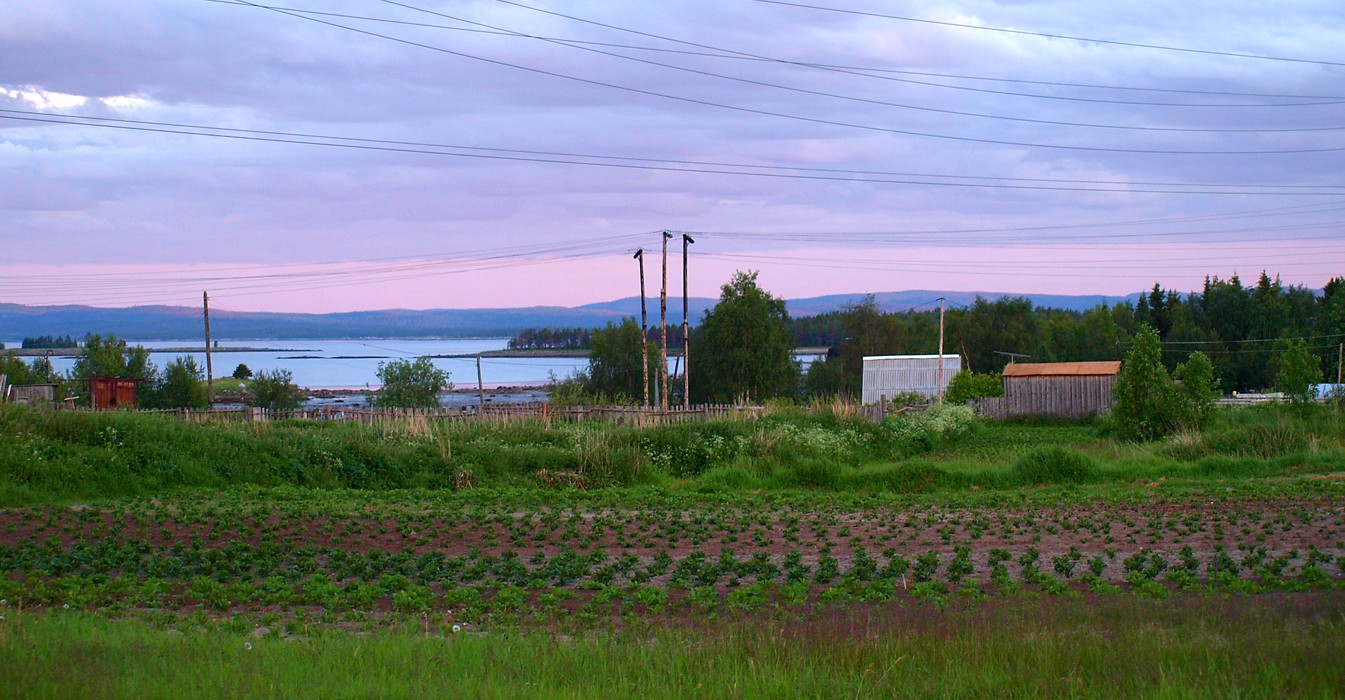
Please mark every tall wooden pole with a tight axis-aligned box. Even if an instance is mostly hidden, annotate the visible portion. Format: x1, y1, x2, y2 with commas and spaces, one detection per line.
937, 297, 945, 401
203, 291, 214, 406
660, 231, 671, 411
635, 249, 649, 409
682, 234, 694, 410
1338, 342, 1342, 384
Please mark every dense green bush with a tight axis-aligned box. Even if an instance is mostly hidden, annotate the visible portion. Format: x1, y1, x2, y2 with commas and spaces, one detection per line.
1011, 446, 1099, 485
944, 370, 1003, 404
251, 369, 306, 410
374, 358, 451, 409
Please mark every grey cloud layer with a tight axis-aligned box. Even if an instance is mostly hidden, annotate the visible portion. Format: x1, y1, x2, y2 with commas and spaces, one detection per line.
2, 0, 1342, 289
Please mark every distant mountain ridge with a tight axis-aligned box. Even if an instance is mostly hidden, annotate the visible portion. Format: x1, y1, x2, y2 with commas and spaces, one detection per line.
0, 290, 1142, 341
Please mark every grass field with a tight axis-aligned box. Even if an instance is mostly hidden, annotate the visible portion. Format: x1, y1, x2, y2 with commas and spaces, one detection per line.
1, 401, 1342, 696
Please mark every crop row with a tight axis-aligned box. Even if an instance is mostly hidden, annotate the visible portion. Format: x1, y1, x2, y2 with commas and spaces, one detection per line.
4, 537, 1341, 593
6, 497, 1342, 556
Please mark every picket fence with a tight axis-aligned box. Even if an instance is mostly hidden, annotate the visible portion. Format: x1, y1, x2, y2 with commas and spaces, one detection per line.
135, 400, 892, 426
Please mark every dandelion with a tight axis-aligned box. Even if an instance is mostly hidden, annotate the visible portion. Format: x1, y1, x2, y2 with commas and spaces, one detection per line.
452, 624, 462, 633
62, 603, 70, 609
245, 642, 253, 650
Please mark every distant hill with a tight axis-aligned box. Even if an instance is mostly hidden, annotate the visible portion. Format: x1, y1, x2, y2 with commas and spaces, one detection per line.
0, 291, 1142, 341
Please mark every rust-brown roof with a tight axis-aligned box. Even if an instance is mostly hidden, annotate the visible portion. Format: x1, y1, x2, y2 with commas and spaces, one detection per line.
1002, 361, 1121, 377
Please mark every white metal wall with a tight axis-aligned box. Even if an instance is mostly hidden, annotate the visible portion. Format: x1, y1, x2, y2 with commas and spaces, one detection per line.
861, 355, 961, 404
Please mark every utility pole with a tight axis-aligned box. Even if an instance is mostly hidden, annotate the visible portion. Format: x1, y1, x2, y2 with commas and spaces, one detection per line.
682, 233, 694, 410
203, 291, 214, 406
937, 297, 945, 401
634, 249, 649, 409
660, 231, 671, 411
1338, 343, 1342, 384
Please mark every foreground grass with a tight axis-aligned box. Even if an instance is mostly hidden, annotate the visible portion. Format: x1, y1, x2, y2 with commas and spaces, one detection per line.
3, 594, 1342, 699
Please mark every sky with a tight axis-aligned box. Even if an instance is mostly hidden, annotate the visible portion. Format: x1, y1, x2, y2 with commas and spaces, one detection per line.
2, 0, 1343, 313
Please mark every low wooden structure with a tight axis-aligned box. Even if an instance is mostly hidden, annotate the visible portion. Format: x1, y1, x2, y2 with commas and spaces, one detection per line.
980, 361, 1121, 419
8, 384, 57, 407
90, 376, 143, 410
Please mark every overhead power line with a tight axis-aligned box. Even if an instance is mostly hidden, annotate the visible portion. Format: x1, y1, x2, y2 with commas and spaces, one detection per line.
8, 109, 1344, 195
752, 0, 1345, 68
219, 1, 1345, 155
207, 1, 1345, 106
480, 0, 1345, 109
369, 0, 1341, 135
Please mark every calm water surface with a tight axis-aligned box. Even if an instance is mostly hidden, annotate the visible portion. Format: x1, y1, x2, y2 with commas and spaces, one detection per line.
11, 338, 588, 390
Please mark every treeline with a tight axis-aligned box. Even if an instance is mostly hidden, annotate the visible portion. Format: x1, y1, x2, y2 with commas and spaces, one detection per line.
801, 273, 1344, 395
20, 335, 79, 349
508, 326, 688, 351
507, 327, 592, 350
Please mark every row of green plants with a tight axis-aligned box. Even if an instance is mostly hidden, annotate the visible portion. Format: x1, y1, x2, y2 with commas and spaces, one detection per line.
5, 536, 1339, 594
3, 546, 1340, 619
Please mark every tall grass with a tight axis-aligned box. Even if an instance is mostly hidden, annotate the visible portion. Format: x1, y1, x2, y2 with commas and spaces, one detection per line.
3, 596, 1342, 699
2, 401, 1343, 505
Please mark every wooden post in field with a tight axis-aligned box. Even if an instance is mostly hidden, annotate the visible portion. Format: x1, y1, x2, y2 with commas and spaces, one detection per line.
660, 231, 671, 411
635, 249, 649, 409
937, 297, 945, 402
476, 353, 485, 418
203, 291, 214, 406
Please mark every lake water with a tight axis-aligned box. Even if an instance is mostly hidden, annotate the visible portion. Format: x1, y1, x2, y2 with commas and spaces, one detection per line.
8, 338, 590, 390
6, 338, 825, 399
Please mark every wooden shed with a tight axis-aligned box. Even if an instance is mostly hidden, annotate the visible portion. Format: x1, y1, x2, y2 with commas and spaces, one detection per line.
90, 377, 143, 411
999, 361, 1121, 418
8, 384, 57, 407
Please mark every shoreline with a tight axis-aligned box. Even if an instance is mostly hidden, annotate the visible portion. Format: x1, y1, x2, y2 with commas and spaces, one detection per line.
306, 384, 549, 398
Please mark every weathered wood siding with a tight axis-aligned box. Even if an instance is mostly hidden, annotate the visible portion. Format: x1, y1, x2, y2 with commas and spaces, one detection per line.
9, 384, 55, 407
1003, 375, 1115, 418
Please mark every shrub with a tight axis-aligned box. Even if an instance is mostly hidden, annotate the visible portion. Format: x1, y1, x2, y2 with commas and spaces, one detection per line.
886, 403, 979, 455
844, 461, 946, 493
788, 459, 842, 489
251, 369, 305, 410
1012, 445, 1098, 485
374, 357, 450, 409
945, 370, 1003, 404
150, 356, 208, 409
1111, 325, 1184, 441
1272, 339, 1323, 405
1173, 351, 1219, 429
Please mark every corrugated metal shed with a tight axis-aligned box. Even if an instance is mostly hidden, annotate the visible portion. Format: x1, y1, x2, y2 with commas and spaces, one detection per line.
996, 361, 1120, 418
91, 377, 143, 411
861, 354, 960, 404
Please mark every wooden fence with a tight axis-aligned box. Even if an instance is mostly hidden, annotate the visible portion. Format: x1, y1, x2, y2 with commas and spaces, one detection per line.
130, 400, 897, 426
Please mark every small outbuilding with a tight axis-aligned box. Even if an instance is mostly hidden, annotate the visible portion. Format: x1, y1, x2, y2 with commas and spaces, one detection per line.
90, 376, 144, 411
861, 354, 961, 404
7, 384, 57, 407
999, 361, 1121, 418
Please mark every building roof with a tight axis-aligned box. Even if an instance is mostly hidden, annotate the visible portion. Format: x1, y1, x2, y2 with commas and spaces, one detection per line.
862, 354, 958, 361
1002, 361, 1121, 378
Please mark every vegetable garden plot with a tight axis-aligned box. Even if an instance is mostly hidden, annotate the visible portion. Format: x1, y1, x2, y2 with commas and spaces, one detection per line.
3, 490, 1341, 621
